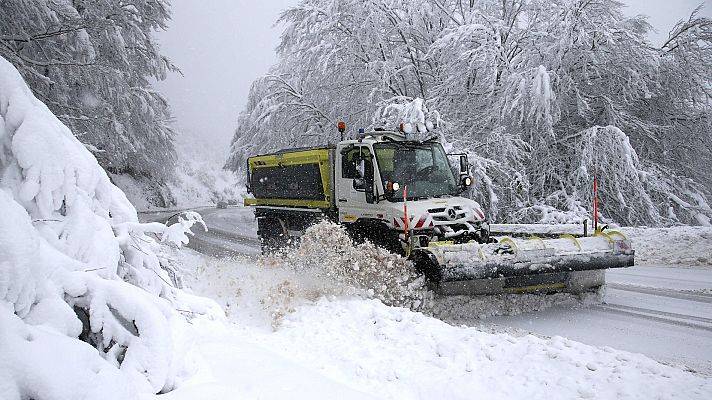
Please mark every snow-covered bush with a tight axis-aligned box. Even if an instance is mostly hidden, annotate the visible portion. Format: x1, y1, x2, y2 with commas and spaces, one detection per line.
0, 56, 221, 399
511, 126, 712, 226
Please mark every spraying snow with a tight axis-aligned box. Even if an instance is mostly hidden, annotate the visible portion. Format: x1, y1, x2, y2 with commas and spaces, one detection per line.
191, 222, 433, 328
277, 222, 431, 308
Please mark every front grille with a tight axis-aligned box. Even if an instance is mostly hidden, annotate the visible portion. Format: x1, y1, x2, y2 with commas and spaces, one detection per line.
429, 206, 466, 221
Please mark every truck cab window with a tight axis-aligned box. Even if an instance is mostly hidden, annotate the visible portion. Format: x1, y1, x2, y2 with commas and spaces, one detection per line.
342, 147, 371, 179
374, 142, 458, 200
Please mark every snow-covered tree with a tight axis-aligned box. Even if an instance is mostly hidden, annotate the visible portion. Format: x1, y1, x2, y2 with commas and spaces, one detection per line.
0, 56, 219, 399
225, 0, 447, 170
0, 0, 177, 186
226, 0, 712, 227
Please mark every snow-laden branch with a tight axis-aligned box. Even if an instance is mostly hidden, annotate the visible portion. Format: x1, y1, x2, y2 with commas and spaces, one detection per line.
226, 0, 712, 227
0, 55, 222, 399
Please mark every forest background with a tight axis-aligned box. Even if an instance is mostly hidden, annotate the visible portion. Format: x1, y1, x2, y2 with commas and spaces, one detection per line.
2, 0, 711, 226
224, 0, 712, 227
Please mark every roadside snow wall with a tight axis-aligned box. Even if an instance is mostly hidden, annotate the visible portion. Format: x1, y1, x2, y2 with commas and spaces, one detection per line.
0, 56, 220, 399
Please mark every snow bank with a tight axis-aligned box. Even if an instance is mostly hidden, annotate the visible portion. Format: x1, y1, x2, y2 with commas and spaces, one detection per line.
265, 297, 711, 399
621, 226, 712, 267
0, 56, 221, 399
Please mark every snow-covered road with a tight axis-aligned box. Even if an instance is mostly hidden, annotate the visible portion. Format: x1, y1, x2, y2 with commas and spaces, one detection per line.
141, 207, 712, 375
139, 206, 260, 257
478, 265, 712, 374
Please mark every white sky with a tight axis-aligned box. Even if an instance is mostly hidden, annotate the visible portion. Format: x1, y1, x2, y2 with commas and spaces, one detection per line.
624, 0, 711, 44
154, 0, 297, 158
154, 0, 711, 160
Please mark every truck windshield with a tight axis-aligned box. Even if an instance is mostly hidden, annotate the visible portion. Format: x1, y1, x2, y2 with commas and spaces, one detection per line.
374, 141, 458, 201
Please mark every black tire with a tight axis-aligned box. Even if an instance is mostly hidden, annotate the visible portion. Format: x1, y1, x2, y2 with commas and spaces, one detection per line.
346, 221, 404, 256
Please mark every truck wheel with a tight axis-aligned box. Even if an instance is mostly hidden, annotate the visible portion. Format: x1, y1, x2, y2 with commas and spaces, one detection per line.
367, 224, 403, 255
257, 217, 288, 254
346, 221, 404, 256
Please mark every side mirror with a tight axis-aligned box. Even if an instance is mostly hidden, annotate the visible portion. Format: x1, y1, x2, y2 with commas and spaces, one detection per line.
354, 156, 376, 203
459, 154, 468, 174
352, 156, 375, 199
356, 159, 366, 179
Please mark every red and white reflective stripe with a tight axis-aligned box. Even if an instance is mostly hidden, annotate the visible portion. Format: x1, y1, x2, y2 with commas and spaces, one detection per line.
473, 208, 485, 220
393, 212, 434, 231
414, 215, 427, 229
393, 217, 406, 229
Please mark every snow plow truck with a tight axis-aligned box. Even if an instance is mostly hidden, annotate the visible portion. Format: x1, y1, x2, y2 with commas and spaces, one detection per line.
243, 125, 634, 295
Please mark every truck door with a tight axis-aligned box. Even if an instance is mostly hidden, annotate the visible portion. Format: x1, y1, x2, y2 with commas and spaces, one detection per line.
337, 145, 375, 222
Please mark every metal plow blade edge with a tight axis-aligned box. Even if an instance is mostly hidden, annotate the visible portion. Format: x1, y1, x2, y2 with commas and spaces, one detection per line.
410, 231, 635, 296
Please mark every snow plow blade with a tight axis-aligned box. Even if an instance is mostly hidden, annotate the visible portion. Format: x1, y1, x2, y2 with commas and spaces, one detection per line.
410, 231, 634, 295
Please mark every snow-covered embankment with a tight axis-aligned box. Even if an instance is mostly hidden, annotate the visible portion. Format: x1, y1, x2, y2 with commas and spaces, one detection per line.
0, 57, 220, 399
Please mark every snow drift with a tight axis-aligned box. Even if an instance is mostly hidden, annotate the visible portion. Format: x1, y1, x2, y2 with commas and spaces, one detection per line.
0, 56, 221, 399
169, 245, 712, 400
